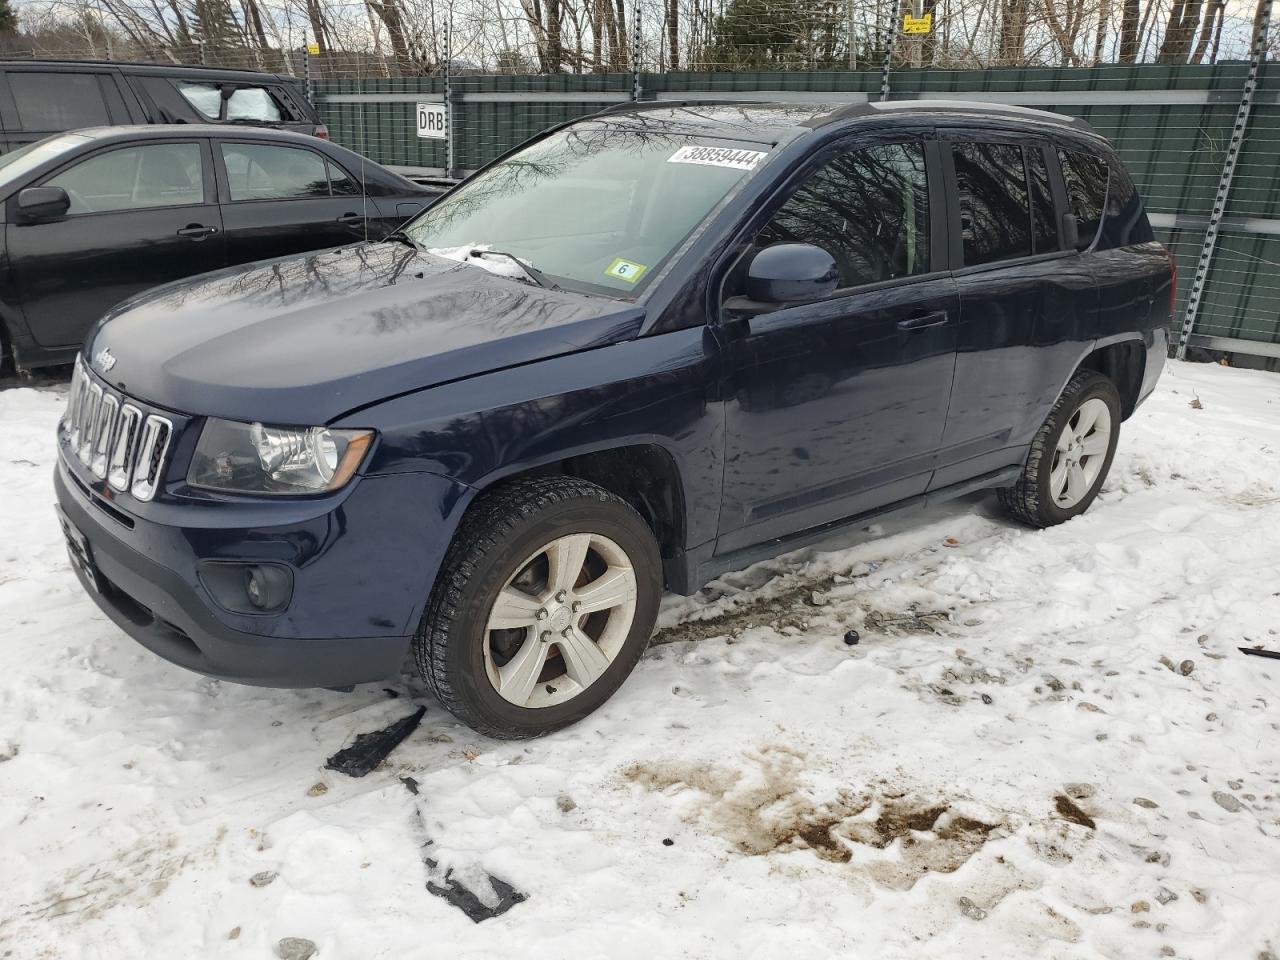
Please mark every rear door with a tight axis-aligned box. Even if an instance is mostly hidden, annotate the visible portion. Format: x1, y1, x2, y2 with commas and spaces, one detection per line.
0, 66, 128, 153
214, 139, 370, 262
8, 138, 224, 348
933, 134, 1097, 489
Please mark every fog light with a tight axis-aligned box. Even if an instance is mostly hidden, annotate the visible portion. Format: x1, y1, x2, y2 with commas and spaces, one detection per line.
199, 561, 293, 615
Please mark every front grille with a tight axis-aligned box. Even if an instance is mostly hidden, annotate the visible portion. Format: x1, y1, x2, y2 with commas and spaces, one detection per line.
63, 357, 173, 502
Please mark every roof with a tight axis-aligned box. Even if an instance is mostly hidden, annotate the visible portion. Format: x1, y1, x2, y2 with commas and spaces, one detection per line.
0, 58, 296, 83
597, 98, 1098, 145
60, 124, 327, 145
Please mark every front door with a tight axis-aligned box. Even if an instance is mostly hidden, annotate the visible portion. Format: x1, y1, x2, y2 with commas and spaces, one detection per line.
716, 138, 959, 555
215, 140, 369, 264
8, 139, 224, 349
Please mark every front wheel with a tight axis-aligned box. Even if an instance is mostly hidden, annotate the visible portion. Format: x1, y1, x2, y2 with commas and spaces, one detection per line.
998, 370, 1122, 528
414, 477, 662, 739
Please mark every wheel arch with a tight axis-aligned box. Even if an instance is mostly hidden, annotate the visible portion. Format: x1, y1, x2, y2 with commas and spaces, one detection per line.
1071, 335, 1146, 420
463, 440, 690, 587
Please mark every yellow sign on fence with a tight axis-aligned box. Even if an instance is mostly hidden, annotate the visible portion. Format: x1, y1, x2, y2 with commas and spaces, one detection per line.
902, 12, 933, 34
306, 41, 320, 55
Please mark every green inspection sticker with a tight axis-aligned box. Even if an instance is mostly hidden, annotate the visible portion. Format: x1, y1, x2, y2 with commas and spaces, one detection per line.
605, 258, 648, 284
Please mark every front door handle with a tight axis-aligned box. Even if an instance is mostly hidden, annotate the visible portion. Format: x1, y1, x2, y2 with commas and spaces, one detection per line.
176, 223, 218, 240
337, 212, 364, 226
897, 310, 949, 332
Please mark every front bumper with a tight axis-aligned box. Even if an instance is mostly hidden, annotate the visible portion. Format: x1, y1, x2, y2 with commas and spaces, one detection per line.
55, 458, 467, 688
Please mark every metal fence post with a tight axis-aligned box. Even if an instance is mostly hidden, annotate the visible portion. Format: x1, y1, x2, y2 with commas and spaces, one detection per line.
632, 0, 643, 101
445, 19, 458, 179
1175, 0, 1273, 359
302, 37, 313, 104
879, 11, 896, 101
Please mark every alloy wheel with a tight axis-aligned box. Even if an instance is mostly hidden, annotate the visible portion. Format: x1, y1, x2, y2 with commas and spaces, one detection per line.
1050, 397, 1112, 508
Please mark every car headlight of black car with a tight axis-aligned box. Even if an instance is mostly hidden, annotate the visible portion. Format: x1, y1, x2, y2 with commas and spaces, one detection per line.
188, 419, 374, 495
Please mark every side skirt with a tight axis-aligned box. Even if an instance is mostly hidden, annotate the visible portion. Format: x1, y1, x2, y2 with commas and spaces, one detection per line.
665, 465, 1021, 596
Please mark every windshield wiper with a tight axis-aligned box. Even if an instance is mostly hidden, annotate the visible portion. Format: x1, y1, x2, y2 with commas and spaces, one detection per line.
384, 230, 421, 250
472, 248, 559, 290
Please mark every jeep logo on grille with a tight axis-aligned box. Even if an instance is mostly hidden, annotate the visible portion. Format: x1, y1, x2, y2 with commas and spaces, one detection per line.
93, 347, 116, 374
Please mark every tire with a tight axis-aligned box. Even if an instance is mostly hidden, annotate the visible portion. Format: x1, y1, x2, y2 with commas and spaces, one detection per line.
414, 476, 662, 739
998, 370, 1122, 528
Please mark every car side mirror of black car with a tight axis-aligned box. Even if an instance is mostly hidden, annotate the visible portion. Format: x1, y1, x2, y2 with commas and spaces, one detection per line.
16, 186, 71, 224
723, 243, 841, 318
1061, 212, 1080, 250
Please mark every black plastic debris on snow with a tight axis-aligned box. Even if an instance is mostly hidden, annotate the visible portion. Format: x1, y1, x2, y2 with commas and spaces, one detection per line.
325, 706, 426, 778
1240, 647, 1280, 661
427, 873, 528, 923
412, 807, 527, 923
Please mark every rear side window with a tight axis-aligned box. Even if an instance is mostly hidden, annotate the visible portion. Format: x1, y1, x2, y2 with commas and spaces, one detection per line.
953, 142, 1032, 266
1058, 150, 1107, 250
1097, 163, 1154, 249
221, 142, 329, 201
757, 141, 931, 289
1027, 149, 1059, 253
226, 87, 283, 122
8, 72, 111, 131
178, 83, 285, 122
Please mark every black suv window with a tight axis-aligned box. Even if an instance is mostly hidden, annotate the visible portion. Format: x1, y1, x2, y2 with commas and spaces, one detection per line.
1058, 149, 1108, 250
178, 82, 286, 122
953, 141, 1032, 266
8, 72, 111, 131
757, 141, 930, 289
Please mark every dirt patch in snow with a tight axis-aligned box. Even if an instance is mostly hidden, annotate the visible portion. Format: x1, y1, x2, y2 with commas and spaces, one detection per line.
625, 749, 1001, 883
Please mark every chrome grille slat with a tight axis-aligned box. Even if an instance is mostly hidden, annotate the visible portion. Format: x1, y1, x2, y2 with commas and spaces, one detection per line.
63, 363, 174, 503
77, 383, 102, 465
130, 415, 172, 502
107, 404, 142, 492
90, 393, 119, 479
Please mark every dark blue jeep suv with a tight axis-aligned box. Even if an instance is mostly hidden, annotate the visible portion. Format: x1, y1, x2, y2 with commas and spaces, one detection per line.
55, 101, 1172, 737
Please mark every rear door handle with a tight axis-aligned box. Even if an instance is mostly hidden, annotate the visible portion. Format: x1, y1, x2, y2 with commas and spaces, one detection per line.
176, 224, 217, 240
897, 310, 950, 331
337, 212, 364, 226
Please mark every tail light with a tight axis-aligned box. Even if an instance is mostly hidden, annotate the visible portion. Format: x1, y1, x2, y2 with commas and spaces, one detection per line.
314, 124, 330, 140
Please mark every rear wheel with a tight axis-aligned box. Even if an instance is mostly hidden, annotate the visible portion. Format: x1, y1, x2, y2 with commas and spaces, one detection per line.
414, 476, 661, 738
998, 370, 1121, 528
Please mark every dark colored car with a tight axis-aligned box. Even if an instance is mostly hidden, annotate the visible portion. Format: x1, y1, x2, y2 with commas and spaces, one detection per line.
54, 101, 1172, 738
1, 125, 439, 369
0, 59, 326, 154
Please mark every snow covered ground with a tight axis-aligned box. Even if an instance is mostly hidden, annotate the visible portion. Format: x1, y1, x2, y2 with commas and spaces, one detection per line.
1, 359, 1278, 960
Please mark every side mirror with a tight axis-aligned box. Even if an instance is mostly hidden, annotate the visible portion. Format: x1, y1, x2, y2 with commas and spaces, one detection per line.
746, 243, 840, 305
17, 186, 70, 224
1061, 212, 1080, 251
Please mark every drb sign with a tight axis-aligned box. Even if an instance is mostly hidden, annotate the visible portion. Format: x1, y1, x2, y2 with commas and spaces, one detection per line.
416, 102, 447, 139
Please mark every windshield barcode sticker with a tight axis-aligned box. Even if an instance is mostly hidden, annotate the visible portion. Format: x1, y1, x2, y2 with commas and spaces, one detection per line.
667, 146, 767, 170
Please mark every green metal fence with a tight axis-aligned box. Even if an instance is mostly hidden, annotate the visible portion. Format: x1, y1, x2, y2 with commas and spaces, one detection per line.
314, 63, 1280, 364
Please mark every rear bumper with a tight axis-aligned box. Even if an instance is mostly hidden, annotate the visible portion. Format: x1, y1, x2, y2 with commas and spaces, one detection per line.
54, 459, 462, 688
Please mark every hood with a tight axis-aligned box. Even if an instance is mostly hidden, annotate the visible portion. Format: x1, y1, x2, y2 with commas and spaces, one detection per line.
86, 242, 644, 424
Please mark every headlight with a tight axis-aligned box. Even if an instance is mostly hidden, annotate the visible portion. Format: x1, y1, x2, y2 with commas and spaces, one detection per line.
188, 418, 374, 495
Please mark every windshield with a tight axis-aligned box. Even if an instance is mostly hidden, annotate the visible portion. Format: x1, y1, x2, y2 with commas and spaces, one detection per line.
404, 125, 769, 297
0, 135, 90, 187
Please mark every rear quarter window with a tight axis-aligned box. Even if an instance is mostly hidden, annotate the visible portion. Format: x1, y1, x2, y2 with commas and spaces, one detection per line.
1097, 162, 1154, 249
1058, 149, 1107, 250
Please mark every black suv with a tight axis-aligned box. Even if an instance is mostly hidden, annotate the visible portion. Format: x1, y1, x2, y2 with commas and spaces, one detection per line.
0, 60, 323, 154
56, 101, 1172, 738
